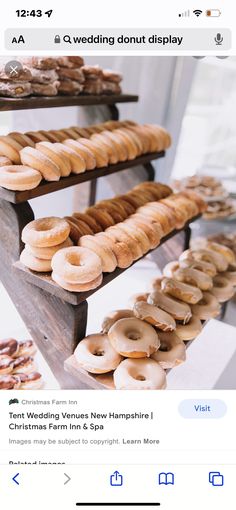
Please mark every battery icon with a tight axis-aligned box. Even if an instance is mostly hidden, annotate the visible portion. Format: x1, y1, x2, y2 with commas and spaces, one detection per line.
206, 9, 221, 17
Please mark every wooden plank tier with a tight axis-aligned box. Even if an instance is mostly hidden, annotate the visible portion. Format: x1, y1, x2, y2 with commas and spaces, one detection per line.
14, 214, 201, 306
0, 94, 138, 112
0, 151, 164, 204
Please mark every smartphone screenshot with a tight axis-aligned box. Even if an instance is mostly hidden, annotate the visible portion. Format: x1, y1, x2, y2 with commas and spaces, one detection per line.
0, 1, 235, 508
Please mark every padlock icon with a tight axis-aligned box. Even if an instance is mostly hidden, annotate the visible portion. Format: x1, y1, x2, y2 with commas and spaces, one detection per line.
54, 35, 61, 44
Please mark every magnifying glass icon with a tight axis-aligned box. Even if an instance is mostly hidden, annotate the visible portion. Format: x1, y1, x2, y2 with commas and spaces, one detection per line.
63, 35, 72, 44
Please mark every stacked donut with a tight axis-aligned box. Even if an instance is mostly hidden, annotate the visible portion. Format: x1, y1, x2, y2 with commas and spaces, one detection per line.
0, 338, 42, 390
0, 57, 123, 98
0, 120, 171, 191
20, 217, 72, 273
74, 238, 236, 390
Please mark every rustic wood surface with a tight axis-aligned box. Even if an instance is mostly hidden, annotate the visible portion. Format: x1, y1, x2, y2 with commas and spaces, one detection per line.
0, 152, 164, 204
0, 94, 138, 112
0, 198, 89, 388
14, 215, 201, 306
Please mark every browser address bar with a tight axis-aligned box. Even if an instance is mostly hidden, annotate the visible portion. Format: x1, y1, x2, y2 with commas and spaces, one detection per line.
5, 28, 231, 51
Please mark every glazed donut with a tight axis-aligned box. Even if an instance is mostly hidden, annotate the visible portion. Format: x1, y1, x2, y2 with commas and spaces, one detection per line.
35, 142, 72, 177
161, 277, 203, 305
41, 130, 62, 143
0, 136, 22, 163
52, 272, 103, 292
53, 143, 86, 174
52, 246, 102, 283
148, 289, 192, 324
0, 374, 21, 390
163, 261, 180, 277
191, 291, 221, 320
74, 334, 122, 373
150, 277, 164, 290
108, 317, 160, 358
175, 314, 202, 341
0, 339, 19, 357
180, 249, 228, 273
78, 236, 117, 273
128, 292, 149, 307
114, 196, 136, 216
151, 331, 186, 369
8, 132, 35, 148
105, 239, 133, 269
94, 203, 124, 224
12, 356, 36, 375
75, 138, 109, 168
0, 355, 13, 375
114, 358, 167, 390
136, 204, 172, 236
73, 212, 103, 233
133, 301, 176, 332
64, 218, 84, 243
179, 258, 217, 277
20, 249, 52, 272
0, 165, 42, 191
121, 128, 143, 155
160, 198, 188, 229
0, 156, 12, 166
25, 237, 73, 260
97, 200, 128, 221
18, 372, 43, 390
210, 275, 235, 302
180, 189, 207, 213
172, 267, 213, 291
102, 309, 135, 333
223, 271, 236, 286
206, 242, 236, 266
18, 340, 37, 357
64, 139, 96, 170
20, 147, 60, 181
22, 217, 70, 248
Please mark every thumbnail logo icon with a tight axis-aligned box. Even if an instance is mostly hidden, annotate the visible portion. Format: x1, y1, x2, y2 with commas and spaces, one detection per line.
158, 472, 175, 485
110, 471, 123, 486
9, 398, 19, 405
209, 472, 224, 486
193, 9, 203, 17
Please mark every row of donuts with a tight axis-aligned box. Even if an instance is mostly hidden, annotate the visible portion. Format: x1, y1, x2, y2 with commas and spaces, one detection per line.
19, 187, 206, 293
73, 240, 236, 390
0, 121, 171, 191
0, 338, 43, 390
0, 56, 122, 98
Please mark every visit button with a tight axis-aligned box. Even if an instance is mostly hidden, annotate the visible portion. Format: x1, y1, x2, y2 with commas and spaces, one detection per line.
179, 399, 227, 419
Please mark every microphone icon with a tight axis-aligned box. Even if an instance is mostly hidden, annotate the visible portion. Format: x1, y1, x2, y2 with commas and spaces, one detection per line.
214, 33, 224, 45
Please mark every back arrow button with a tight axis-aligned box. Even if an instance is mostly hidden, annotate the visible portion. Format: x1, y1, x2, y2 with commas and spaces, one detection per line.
12, 473, 20, 485
64, 473, 71, 485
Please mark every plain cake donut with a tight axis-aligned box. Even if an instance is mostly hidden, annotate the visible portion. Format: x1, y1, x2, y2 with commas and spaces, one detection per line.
74, 334, 122, 373
114, 358, 167, 390
51, 246, 102, 283
22, 217, 70, 248
52, 272, 103, 292
25, 237, 73, 260
0, 165, 42, 191
20, 249, 52, 272
210, 275, 235, 302
108, 317, 160, 358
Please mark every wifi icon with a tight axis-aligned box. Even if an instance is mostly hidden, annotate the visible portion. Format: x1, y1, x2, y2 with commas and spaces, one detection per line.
193, 9, 203, 16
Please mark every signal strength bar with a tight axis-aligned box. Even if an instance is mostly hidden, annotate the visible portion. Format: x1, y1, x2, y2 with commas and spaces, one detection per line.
179, 10, 190, 17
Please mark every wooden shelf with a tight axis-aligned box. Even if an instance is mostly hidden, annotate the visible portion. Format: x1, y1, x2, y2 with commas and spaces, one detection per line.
0, 151, 164, 204
0, 94, 138, 112
14, 214, 201, 306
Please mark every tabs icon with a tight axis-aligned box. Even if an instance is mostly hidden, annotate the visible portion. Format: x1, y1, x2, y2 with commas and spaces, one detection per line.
158, 472, 175, 485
